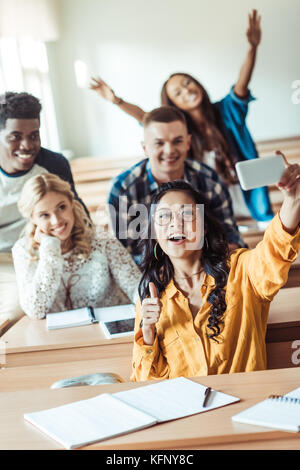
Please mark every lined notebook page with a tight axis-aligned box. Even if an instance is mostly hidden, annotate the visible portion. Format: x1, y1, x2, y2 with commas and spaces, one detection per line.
232, 396, 300, 432
114, 377, 239, 422
24, 393, 156, 449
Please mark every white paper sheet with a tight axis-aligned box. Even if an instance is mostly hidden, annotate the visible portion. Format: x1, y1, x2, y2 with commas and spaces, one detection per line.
115, 377, 239, 422
24, 393, 156, 449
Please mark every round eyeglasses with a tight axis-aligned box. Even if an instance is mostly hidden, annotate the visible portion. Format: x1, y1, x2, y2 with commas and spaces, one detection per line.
153, 206, 197, 226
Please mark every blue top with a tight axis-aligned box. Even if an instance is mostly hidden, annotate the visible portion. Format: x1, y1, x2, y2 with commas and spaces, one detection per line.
214, 87, 273, 221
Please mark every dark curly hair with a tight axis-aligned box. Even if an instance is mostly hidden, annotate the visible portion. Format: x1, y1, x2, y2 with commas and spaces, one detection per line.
138, 180, 230, 342
0, 92, 42, 130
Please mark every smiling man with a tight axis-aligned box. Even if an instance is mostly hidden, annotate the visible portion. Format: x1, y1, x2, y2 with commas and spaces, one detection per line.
108, 106, 245, 264
0, 91, 88, 253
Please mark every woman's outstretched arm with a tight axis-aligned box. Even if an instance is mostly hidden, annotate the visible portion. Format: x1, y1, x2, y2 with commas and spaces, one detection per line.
90, 76, 146, 123
237, 152, 300, 302
234, 9, 262, 98
277, 151, 300, 233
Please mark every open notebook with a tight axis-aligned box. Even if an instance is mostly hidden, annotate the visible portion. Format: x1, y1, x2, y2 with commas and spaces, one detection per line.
232, 387, 300, 432
24, 377, 239, 449
46, 304, 136, 330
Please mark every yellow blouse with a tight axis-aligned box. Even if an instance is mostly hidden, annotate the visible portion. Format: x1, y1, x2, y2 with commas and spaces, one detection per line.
131, 214, 300, 381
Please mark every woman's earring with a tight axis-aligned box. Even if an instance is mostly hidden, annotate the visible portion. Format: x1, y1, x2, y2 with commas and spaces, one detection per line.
154, 242, 159, 261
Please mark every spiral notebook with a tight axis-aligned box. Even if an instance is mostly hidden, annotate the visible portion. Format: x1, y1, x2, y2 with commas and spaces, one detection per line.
232, 387, 300, 432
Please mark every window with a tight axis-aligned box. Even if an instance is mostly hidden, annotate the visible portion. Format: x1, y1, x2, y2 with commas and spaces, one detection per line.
0, 36, 60, 150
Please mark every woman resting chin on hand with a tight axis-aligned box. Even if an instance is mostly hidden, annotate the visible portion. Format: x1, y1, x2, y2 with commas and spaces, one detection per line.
131, 157, 300, 382
12, 173, 141, 320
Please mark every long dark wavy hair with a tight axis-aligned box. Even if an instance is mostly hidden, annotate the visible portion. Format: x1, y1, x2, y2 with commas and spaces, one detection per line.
138, 180, 230, 342
161, 73, 238, 185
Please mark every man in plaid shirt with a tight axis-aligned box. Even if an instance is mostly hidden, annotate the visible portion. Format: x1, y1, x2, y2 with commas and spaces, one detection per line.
108, 106, 245, 265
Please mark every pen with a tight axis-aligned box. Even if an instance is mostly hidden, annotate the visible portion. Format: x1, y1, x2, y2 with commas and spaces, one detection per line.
202, 387, 212, 407
87, 306, 97, 323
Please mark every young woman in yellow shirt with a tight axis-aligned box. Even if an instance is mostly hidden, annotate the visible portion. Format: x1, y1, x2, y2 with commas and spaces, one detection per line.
131, 153, 300, 381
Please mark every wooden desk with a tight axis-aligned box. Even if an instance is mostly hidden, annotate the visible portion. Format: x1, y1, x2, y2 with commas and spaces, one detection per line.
1, 286, 299, 374
1, 367, 300, 450
0, 358, 127, 393
1, 317, 134, 380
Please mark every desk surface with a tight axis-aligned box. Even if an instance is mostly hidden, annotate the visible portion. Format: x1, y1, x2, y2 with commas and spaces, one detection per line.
3, 286, 299, 353
1, 316, 134, 378
2, 316, 133, 353
1, 367, 300, 450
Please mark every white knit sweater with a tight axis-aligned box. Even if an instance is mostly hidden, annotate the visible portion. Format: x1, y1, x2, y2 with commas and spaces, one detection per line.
12, 230, 141, 319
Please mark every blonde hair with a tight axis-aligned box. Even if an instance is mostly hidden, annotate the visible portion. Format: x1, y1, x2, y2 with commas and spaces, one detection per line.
18, 173, 93, 259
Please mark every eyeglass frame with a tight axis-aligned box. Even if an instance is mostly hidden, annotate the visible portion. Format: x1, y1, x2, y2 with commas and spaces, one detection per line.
152, 204, 201, 226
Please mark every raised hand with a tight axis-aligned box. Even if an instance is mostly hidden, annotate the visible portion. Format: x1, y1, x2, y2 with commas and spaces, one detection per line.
277, 150, 300, 233
89, 76, 117, 103
276, 151, 300, 201
246, 9, 262, 49
140, 282, 161, 345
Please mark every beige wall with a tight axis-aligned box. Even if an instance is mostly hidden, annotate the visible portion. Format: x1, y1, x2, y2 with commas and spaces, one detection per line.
47, 0, 300, 158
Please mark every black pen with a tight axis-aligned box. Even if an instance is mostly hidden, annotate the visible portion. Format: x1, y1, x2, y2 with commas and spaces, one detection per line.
202, 387, 212, 407
87, 306, 97, 324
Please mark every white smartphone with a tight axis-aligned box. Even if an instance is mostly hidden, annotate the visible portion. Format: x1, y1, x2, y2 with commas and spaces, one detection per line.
100, 318, 135, 339
235, 155, 286, 190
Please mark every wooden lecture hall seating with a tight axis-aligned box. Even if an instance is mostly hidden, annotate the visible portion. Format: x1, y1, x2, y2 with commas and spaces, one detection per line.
70, 134, 300, 232
70, 134, 300, 285
0, 136, 300, 451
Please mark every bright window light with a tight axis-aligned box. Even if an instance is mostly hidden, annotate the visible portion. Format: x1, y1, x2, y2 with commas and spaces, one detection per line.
74, 60, 88, 89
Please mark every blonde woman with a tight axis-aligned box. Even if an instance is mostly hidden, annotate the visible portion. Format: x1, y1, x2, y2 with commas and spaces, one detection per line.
12, 174, 141, 319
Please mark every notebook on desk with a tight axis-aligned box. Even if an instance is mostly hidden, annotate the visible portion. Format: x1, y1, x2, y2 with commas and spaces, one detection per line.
46, 307, 97, 330
232, 387, 300, 432
46, 304, 136, 331
24, 377, 240, 449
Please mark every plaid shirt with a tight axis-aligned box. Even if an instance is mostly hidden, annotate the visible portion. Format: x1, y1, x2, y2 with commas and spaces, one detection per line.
107, 158, 245, 264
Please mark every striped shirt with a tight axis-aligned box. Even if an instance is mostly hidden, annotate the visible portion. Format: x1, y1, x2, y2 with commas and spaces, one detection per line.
108, 157, 245, 264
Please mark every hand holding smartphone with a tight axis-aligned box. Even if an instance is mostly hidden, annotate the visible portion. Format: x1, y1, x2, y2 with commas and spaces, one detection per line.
235, 154, 285, 190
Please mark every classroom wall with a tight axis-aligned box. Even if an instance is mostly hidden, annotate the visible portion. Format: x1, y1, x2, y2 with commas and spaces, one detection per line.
46, 0, 300, 158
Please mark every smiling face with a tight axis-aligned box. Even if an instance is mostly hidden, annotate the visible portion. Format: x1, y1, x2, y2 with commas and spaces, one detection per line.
165, 74, 203, 112
153, 190, 204, 260
0, 118, 41, 174
142, 120, 191, 182
31, 191, 75, 244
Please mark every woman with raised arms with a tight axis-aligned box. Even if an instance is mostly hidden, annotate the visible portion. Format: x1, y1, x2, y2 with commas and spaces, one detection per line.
91, 9, 273, 223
